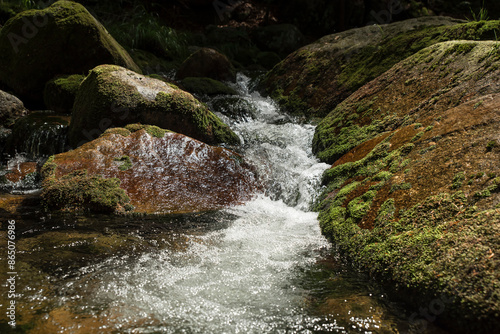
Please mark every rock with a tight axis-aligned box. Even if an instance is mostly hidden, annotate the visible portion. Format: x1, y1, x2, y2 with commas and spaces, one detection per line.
68, 65, 240, 148
316, 41, 500, 332
180, 77, 238, 96
208, 96, 258, 121
0, 0, 140, 105
0, 89, 26, 127
43, 125, 260, 214
43, 74, 85, 113
176, 48, 236, 82
6, 111, 69, 159
251, 24, 306, 57
262, 16, 478, 117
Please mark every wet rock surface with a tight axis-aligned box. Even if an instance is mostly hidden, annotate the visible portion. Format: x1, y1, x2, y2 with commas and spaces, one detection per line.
46, 125, 260, 214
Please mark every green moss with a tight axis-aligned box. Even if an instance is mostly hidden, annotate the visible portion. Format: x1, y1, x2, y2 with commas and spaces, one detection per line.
411, 131, 425, 142
313, 111, 400, 164
443, 42, 477, 57
452, 172, 466, 189
41, 169, 131, 213
69, 65, 239, 147
319, 188, 500, 328
123, 124, 169, 138
373, 171, 393, 181
347, 190, 377, 221
390, 182, 412, 193
41, 155, 57, 180
114, 155, 132, 171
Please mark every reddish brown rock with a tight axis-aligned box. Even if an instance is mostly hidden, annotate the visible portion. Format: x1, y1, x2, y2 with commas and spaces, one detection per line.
44, 125, 260, 214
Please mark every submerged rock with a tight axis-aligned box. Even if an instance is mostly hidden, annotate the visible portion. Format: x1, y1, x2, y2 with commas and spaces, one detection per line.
44, 125, 260, 214
316, 41, 500, 332
176, 48, 236, 82
68, 65, 240, 148
0, 0, 140, 105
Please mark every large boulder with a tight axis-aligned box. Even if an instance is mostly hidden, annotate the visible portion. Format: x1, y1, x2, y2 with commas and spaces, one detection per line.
68, 65, 240, 148
261, 17, 500, 117
176, 48, 236, 82
316, 41, 500, 332
43, 125, 260, 214
0, 0, 140, 105
0, 89, 26, 127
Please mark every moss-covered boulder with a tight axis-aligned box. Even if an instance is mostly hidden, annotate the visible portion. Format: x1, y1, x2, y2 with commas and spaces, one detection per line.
176, 47, 236, 82
68, 65, 239, 148
0, 89, 26, 127
0, 0, 140, 105
44, 125, 260, 214
313, 40, 500, 164
262, 16, 500, 117
43, 74, 84, 113
316, 41, 500, 332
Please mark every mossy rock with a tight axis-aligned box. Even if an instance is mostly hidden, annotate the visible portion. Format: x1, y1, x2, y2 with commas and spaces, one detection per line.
208, 96, 258, 121
176, 47, 236, 82
0, 89, 26, 127
68, 64, 240, 148
44, 126, 259, 214
41, 169, 132, 213
313, 40, 500, 164
315, 41, 500, 331
0, 0, 140, 106
180, 77, 238, 96
43, 74, 84, 113
261, 17, 500, 117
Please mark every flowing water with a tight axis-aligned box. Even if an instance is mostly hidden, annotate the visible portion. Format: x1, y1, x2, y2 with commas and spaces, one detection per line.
0, 74, 449, 333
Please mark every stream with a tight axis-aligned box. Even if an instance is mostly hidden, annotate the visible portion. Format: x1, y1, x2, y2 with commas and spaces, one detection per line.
0, 74, 448, 333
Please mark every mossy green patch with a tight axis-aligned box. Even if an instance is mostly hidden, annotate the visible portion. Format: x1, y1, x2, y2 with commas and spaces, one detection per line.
41, 169, 131, 213
114, 155, 132, 171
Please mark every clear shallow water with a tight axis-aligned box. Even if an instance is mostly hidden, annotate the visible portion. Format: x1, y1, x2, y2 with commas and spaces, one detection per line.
1, 74, 448, 333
